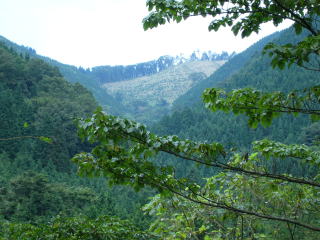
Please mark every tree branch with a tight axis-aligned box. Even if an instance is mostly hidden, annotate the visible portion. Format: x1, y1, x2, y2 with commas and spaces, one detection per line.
154, 179, 320, 232
0, 136, 45, 141
272, 0, 317, 36
117, 130, 320, 188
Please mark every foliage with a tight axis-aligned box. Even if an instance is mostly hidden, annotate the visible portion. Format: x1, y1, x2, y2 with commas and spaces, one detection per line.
202, 86, 320, 128
144, 166, 320, 239
0, 215, 155, 240
0, 172, 100, 223
0, 42, 152, 228
73, 108, 320, 233
0, 42, 97, 173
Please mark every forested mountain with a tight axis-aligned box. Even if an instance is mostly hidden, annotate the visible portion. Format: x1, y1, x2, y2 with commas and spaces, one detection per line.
0, 41, 97, 220
0, 35, 229, 230
0, 42, 152, 231
80, 52, 230, 122
0, 43, 97, 174
1, 1, 320, 238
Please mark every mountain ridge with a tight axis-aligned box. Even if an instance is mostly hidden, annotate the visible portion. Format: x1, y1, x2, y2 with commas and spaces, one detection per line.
0, 34, 231, 121
88, 51, 233, 84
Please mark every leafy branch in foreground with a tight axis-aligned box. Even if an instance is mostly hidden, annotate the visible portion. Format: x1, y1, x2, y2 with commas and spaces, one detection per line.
72, 109, 320, 232
144, 169, 320, 239
203, 86, 320, 128
264, 35, 320, 71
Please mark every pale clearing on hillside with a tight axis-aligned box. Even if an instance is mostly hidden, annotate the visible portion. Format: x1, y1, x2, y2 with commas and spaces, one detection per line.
103, 60, 225, 107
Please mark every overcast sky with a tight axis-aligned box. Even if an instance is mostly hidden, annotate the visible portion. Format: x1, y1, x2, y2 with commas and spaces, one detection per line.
0, 0, 292, 67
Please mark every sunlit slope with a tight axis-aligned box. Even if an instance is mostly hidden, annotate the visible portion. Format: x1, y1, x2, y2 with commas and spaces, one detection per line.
102, 60, 225, 122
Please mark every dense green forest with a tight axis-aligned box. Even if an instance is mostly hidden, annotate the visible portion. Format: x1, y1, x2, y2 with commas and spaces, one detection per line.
1, 0, 320, 239
0, 42, 154, 238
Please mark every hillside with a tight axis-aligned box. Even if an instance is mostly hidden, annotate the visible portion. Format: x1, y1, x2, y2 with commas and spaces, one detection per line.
0, 42, 99, 219
103, 60, 225, 122
0, 42, 151, 227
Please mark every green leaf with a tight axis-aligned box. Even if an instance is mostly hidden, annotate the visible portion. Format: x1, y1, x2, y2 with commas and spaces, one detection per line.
39, 136, 53, 144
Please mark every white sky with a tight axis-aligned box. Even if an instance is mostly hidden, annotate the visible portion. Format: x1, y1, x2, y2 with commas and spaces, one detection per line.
0, 0, 292, 67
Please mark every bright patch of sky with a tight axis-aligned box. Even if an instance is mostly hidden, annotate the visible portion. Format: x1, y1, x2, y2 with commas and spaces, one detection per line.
0, 0, 292, 67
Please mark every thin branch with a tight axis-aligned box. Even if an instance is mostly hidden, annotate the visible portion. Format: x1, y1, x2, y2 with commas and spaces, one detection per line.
300, 64, 320, 72
116, 129, 320, 188
0, 136, 46, 141
95, 145, 320, 232
226, 105, 320, 115
241, 216, 244, 240
171, 197, 200, 240
272, 0, 317, 36
155, 180, 320, 232
160, 148, 320, 188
